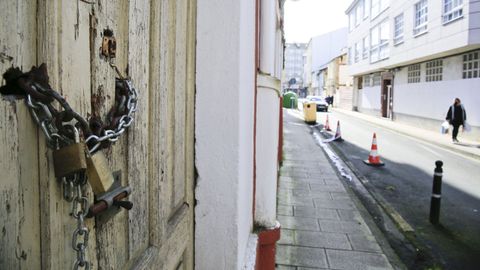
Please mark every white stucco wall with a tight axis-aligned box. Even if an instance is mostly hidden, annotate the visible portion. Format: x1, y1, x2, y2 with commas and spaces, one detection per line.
360, 85, 381, 110
237, 0, 256, 266
394, 79, 480, 126
196, 0, 255, 269
260, 0, 276, 76
393, 53, 480, 126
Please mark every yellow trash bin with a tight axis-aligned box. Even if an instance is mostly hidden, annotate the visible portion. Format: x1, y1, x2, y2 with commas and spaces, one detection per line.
303, 102, 317, 124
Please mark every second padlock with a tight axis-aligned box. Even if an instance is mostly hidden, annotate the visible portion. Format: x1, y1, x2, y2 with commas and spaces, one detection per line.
86, 151, 114, 194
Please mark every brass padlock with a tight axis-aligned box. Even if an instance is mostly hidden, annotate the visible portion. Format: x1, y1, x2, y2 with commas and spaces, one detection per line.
86, 151, 114, 194
52, 126, 87, 178
53, 143, 87, 178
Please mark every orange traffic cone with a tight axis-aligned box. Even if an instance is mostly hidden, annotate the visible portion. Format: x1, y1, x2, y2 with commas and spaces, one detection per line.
363, 133, 385, 166
324, 115, 332, 131
333, 121, 343, 142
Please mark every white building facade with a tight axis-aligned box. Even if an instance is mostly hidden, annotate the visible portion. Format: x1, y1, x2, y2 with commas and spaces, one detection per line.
283, 43, 307, 93
346, 0, 480, 140
303, 44, 313, 94
307, 28, 349, 97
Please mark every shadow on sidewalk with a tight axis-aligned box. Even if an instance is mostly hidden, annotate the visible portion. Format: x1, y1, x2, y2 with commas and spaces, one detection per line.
320, 136, 480, 270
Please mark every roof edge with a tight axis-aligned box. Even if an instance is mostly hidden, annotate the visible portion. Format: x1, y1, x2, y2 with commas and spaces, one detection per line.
345, 0, 360, 14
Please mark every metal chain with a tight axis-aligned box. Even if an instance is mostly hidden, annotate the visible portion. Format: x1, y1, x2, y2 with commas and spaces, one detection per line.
18, 64, 138, 269
63, 176, 76, 202
85, 79, 138, 153
25, 78, 138, 154
25, 95, 69, 148
71, 173, 90, 270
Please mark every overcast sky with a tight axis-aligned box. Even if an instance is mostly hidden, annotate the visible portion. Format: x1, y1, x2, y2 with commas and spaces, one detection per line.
284, 0, 351, 43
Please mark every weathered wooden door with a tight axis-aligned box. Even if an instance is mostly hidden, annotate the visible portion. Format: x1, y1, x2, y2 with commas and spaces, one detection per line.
0, 1, 195, 269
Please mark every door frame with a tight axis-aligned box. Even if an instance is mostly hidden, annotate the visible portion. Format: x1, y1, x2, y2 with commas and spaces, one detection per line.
381, 72, 394, 118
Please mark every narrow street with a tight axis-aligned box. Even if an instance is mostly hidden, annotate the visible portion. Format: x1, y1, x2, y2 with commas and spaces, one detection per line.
315, 110, 480, 269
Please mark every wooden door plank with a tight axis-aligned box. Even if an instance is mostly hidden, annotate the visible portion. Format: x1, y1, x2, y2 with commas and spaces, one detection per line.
0, 101, 23, 269
16, 104, 42, 270
172, 0, 188, 212
0, 1, 39, 269
36, 2, 64, 268
0, 101, 41, 269
89, 1, 130, 268
127, 0, 151, 259
146, 0, 167, 249
59, 1, 98, 267
36, 1, 100, 268
164, 0, 177, 222
183, 2, 197, 268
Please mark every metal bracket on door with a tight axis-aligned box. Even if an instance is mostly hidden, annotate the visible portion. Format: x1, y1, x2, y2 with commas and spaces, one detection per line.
86, 170, 133, 225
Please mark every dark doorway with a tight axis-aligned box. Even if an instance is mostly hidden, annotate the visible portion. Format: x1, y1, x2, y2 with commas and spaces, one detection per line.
381, 79, 390, 117
381, 72, 394, 118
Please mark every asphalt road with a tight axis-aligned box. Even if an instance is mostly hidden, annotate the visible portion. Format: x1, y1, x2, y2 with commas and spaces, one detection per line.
315, 110, 480, 269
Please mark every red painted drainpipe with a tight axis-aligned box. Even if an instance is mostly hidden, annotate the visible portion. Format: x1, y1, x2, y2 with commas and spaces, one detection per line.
255, 223, 281, 270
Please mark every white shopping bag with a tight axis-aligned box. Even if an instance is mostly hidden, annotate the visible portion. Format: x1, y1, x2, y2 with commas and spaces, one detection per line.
441, 121, 449, 134
463, 121, 472, 132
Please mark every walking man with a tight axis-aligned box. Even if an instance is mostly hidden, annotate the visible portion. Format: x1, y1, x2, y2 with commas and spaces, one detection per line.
446, 98, 467, 143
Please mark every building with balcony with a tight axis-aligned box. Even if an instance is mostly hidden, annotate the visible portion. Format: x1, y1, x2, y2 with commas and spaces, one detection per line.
346, 0, 480, 140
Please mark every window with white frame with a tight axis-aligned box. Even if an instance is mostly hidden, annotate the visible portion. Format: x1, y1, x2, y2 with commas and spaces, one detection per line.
371, 0, 380, 18
370, 25, 379, 62
407, 64, 421, 83
355, 43, 360, 63
370, 20, 389, 63
348, 47, 352, 65
362, 36, 369, 59
372, 73, 382, 86
443, 0, 463, 24
356, 2, 363, 26
426, 59, 443, 82
414, 0, 428, 36
371, 0, 390, 19
394, 14, 404, 45
363, 75, 371, 87
349, 12, 355, 31
462, 51, 479, 79
364, 0, 369, 19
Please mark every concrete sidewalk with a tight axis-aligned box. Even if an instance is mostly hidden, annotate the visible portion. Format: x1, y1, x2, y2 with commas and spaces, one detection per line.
332, 108, 480, 160
275, 110, 396, 270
